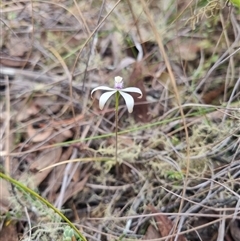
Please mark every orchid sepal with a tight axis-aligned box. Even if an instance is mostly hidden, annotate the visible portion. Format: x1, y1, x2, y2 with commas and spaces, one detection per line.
91, 76, 143, 113
91, 86, 115, 97
119, 87, 143, 97
99, 90, 117, 110
119, 91, 135, 113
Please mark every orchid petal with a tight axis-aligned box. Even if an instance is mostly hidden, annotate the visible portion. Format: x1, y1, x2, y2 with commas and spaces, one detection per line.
91, 86, 115, 97
119, 91, 135, 113
121, 87, 143, 98
98, 90, 116, 110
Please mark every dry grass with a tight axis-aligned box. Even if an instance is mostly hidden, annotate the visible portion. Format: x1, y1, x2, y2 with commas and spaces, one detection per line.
0, 0, 240, 240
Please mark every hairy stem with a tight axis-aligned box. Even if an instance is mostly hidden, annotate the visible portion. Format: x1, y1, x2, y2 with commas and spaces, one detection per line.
115, 91, 120, 162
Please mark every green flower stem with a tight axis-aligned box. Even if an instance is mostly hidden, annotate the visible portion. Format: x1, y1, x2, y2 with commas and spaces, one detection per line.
0, 172, 87, 241
115, 91, 120, 163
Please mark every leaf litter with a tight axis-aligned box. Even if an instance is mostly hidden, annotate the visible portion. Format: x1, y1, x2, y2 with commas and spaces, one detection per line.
0, 1, 240, 241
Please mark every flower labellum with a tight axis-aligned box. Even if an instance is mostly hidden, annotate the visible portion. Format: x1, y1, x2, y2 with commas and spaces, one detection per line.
91, 76, 142, 113
114, 76, 124, 89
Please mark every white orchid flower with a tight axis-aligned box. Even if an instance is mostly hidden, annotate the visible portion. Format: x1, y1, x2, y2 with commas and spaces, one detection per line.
91, 76, 142, 113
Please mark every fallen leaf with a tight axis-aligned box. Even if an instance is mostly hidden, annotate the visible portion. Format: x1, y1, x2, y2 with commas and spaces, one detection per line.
16, 101, 40, 122
20, 147, 62, 187
230, 219, 240, 241
149, 206, 187, 241
51, 128, 73, 143
6, 36, 31, 57
188, 210, 218, 241
0, 29, 6, 48
0, 222, 18, 241
0, 54, 29, 67
142, 224, 161, 240
30, 147, 62, 171
34, 96, 61, 114
61, 175, 89, 205
202, 84, 225, 104
167, 38, 200, 61
45, 146, 73, 202
1, 35, 31, 67
128, 62, 149, 122
27, 123, 53, 143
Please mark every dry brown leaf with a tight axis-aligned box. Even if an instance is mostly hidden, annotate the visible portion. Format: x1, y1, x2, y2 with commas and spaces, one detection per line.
16, 102, 40, 122
51, 114, 85, 126
61, 175, 89, 205
149, 206, 187, 241
202, 84, 225, 104
0, 29, 6, 49
0, 54, 29, 68
51, 128, 73, 143
27, 123, 53, 143
21, 147, 62, 187
46, 146, 74, 202
6, 36, 31, 57
46, 164, 67, 203
142, 224, 161, 240
230, 219, 240, 241
34, 96, 61, 114
167, 38, 200, 61
30, 147, 62, 171
128, 62, 149, 122
188, 210, 218, 241
0, 222, 18, 241
1, 35, 31, 67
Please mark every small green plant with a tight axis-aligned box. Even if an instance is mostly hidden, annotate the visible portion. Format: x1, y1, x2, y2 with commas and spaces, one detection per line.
229, 0, 240, 8
0, 172, 87, 241
63, 226, 82, 241
91, 76, 142, 162
166, 170, 184, 181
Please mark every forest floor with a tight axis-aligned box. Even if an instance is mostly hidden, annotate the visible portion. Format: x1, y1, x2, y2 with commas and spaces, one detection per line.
0, 1, 240, 241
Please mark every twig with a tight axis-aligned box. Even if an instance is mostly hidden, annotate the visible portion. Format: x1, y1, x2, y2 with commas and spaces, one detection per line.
55, 148, 78, 209
24, 206, 32, 241
4, 75, 10, 175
